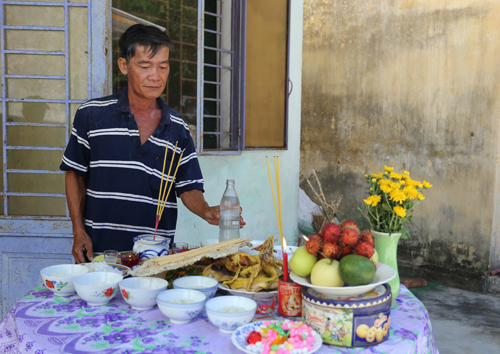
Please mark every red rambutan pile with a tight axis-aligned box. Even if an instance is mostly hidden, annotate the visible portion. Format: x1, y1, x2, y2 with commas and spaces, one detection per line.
308, 219, 376, 262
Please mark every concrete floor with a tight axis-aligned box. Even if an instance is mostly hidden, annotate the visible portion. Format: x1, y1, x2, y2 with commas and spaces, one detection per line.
409, 282, 500, 354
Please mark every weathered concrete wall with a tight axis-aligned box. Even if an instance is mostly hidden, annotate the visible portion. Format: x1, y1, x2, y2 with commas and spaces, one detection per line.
301, 0, 500, 290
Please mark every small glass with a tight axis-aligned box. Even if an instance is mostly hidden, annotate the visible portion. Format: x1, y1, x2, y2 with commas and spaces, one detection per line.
120, 252, 140, 268
172, 242, 189, 254
188, 245, 200, 250
104, 250, 118, 264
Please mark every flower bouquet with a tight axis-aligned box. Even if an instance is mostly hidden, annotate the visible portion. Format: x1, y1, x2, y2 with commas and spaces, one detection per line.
359, 166, 433, 239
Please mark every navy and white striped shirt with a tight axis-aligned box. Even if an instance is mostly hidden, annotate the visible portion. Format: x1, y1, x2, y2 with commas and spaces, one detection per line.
60, 87, 204, 252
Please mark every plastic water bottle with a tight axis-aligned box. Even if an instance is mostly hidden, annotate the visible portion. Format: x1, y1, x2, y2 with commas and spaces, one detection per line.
219, 179, 240, 241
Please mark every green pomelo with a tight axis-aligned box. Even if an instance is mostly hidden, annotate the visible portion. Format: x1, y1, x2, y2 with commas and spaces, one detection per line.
339, 254, 376, 286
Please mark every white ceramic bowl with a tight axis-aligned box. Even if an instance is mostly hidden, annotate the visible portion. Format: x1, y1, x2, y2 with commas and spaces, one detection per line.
205, 295, 257, 333
73, 272, 123, 306
40, 264, 89, 296
200, 238, 219, 247
173, 276, 218, 300
119, 277, 169, 310
156, 289, 207, 324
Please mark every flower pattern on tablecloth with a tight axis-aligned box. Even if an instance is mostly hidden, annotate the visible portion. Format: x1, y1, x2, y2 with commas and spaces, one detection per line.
0, 284, 439, 354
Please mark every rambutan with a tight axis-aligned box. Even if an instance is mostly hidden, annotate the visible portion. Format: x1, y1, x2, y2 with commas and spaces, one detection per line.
340, 228, 359, 246
322, 242, 340, 259
321, 223, 341, 243
305, 239, 321, 256
354, 241, 375, 259
341, 219, 360, 234
359, 230, 375, 246
339, 244, 353, 258
309, 233, 323, 244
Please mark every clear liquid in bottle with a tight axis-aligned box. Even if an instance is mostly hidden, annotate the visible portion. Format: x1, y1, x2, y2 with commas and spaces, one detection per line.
219, 179, 240, 242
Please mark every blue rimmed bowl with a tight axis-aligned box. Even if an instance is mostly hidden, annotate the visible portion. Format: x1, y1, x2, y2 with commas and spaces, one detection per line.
156, 289, 206, 324
173, 275, 218, 300
205, 295, 257, 333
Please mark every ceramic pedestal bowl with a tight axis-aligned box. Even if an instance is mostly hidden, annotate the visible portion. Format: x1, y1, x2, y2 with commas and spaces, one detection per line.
156, 289, 207, 324
119, 277, 169, 310
205, 295, 257, 333
173, 275, 218, 300
40, 264, 89, 296
73, 272, 123, 306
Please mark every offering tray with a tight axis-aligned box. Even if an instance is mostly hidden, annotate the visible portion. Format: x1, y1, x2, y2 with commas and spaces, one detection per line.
290, 262, 396, 297
130, 238, 252, 277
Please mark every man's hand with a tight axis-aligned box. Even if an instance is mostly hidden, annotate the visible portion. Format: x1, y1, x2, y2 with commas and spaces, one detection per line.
73, 227, 93, 263
205, 206, 246, 227
180, 190, 246, 228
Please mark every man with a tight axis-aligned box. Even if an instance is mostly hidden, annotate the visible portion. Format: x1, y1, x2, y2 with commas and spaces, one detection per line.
61, 24, 244, 263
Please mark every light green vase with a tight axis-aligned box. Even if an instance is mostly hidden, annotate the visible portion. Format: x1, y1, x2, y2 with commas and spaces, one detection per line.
372, 230, 401, 305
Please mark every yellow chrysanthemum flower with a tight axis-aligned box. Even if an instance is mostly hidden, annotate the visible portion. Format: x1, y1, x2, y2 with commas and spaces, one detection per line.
380, 184, 392, 193
364, 195, 382, 207
390, 189, 408, 203
404, 186, 419, 199
403, 170, 410, 176
391, 182, 402, 190
384, 165, 394, 172
417, 193, 425, 200
405, 179, 420, 187
389, 172, 402, 180
372, 178, 376, 182
393, 205, 407, 218
423, 180, 433, 189
379, 179, 391, 185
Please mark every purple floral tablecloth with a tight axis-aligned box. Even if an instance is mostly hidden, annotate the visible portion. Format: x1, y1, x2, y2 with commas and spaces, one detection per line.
0, 284, 438, 354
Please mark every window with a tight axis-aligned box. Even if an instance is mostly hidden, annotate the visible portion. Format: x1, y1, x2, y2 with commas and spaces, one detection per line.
112, 0, 289, 153
0, 0, 92, 218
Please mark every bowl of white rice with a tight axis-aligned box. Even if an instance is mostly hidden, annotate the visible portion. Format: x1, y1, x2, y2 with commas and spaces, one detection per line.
40, 264, 89, 296
156, 289, 207, 324
73, 271, 123, 306
205, 295, 257, 333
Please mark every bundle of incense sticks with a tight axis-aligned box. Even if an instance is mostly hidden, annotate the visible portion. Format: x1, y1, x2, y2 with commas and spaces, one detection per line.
265, 154, 288, 281
154, 142, 185, 240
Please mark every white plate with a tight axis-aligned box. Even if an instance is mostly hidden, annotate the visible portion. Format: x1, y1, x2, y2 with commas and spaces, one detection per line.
231, 320, 322, 354
217, 284, 277, 299
290, 262, 396, 297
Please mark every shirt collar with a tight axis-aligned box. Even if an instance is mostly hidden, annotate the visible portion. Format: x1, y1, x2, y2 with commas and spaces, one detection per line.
116, 86, 171, 126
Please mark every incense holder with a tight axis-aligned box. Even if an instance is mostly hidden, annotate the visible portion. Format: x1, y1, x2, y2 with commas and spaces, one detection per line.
133, 235, 171, 261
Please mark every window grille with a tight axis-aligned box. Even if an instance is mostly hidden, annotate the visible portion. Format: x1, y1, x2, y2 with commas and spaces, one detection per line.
0, 0, 92, 218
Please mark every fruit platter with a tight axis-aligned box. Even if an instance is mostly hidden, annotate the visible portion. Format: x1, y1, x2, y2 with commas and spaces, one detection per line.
289, 220, 396, 296
289, 263, 396, 296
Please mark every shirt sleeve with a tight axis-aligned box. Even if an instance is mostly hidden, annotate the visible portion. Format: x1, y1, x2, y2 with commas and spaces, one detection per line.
175, 124, 205, 197
60, 108, 91, 177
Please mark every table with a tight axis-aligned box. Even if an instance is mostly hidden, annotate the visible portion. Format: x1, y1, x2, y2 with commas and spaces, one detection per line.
0, 284, 438, 354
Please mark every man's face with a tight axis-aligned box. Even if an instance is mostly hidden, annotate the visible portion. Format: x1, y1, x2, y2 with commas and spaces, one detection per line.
118, 45, 170, 100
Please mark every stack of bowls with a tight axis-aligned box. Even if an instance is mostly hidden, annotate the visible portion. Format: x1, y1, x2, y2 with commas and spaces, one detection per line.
119, 277, 169, 310
173, 275, 218, 300
40, 264, 89, 296
73, 272, 123, 306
